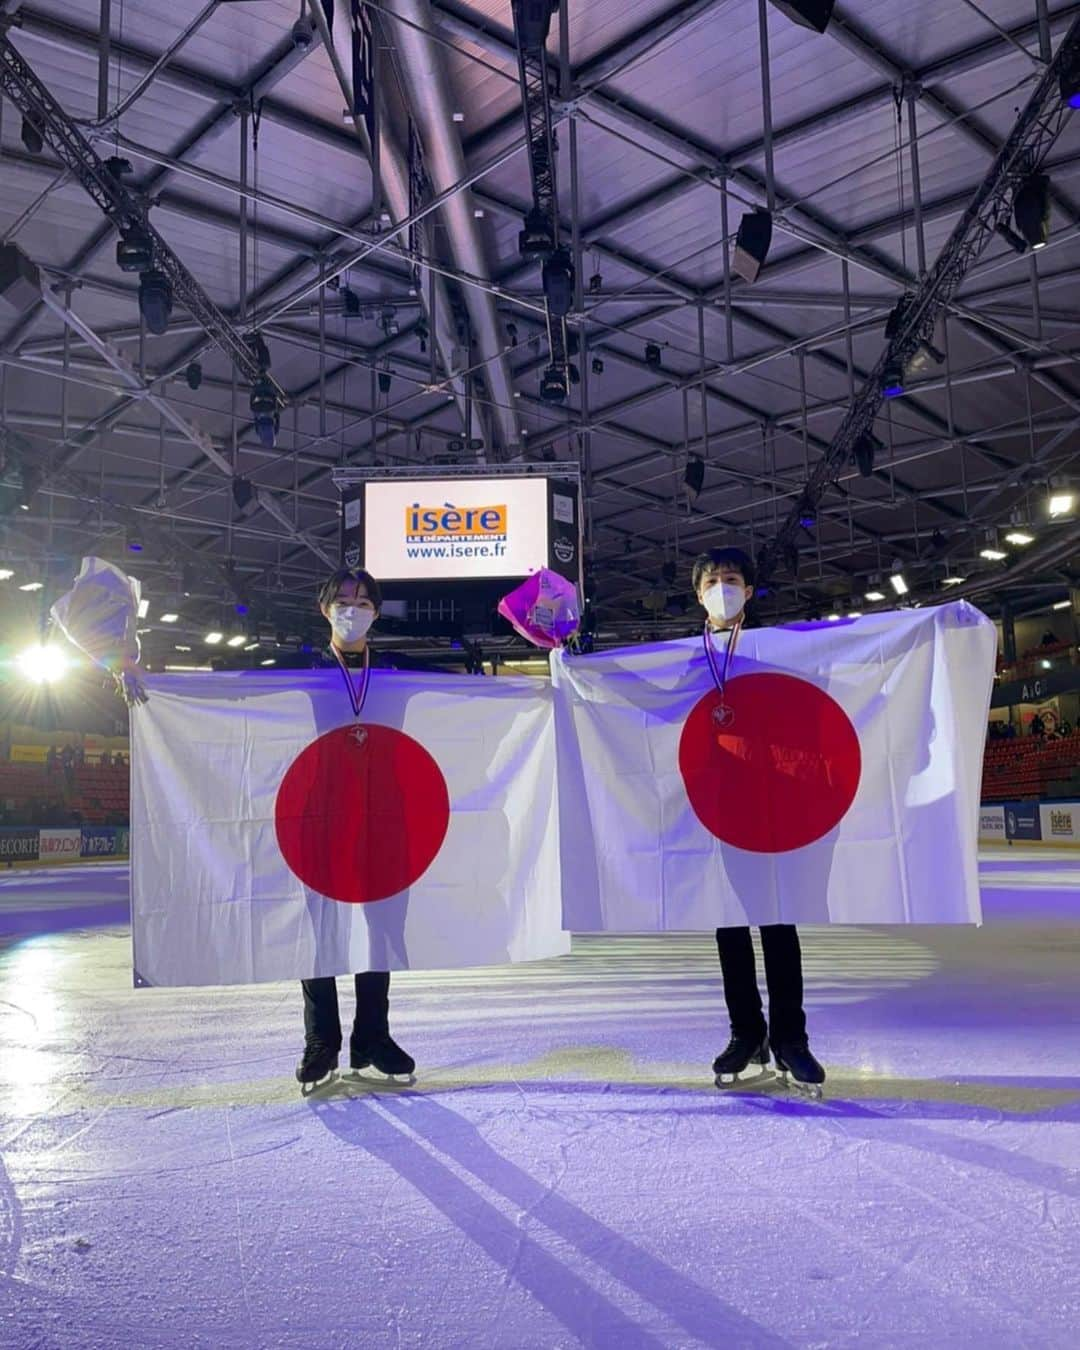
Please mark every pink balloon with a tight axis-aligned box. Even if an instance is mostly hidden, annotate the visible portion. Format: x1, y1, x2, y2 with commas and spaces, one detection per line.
498, 569, 581, 650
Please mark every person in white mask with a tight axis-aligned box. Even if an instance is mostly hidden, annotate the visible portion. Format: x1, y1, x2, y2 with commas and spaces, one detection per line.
295, 567, 415, 1088
691, 547, 825, 1094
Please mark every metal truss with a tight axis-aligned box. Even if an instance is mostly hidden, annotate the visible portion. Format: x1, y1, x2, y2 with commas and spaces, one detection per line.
756, 12, 1080, 587
0, 30, 285, 417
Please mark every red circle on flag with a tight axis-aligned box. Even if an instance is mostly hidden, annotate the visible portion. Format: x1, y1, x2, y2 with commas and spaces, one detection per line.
274, 724, 450, 903
678, 673, 861, 853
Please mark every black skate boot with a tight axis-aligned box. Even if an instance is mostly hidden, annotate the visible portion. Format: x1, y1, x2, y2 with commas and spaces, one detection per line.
712, 1030, 771, 1087
295, 1039, 339, 1094
350, 1031, 415, 1080
772, 1039, 825, 1099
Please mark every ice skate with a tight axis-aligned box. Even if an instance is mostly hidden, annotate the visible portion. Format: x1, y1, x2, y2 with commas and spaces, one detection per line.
295, 1039, 339, 1095
349, 1031, 416, 1083
772, 1039, 825, 1099
712, 1031, 771, 1087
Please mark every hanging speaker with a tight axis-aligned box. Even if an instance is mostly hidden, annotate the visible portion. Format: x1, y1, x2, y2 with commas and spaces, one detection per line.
768, 1, 835, 34
0, 243, 42, 318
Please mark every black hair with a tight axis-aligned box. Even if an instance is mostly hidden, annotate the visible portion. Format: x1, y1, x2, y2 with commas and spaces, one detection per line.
691, 547, 756, 593
317, 567, 383, 611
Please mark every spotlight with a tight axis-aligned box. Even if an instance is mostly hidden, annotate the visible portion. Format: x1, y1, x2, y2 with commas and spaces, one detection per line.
864, 590, 886, 602
20, 116, 44, 156
232, 477, 256, 517
684, 455, 705, 497
226, 634, 247, 648
245, 331, 272, 370
116, 226, 154, 273
249, 377, 280, 449
996, 221, 1028, 255
767, 0, 834, 33
104, 156, 134, 182
468, 438, 485, 452
447, 439, 465, 453
1005, 530, 1034, 546
852, 430, 882, 478
539, 364, 569, 402
732, 209, 772, 284
160, 612, 179, 623
506, 321, 518, 347
137, 597, 150, 619
0, 568, 13, 581
890, 571, 909, 596
127, 533, 143, 552
185, 361, 203, 391
514, 0, 556, 53
645, 342, 662, 369
1049, 491, 1075, 517
204, 631, 224, 645
588, 271, 603, 293
941, 576, 966, 587
1052, 599, 1072, 611
16, 644, 66, 684
591, 356, 604, 376
1013, 174, 1051, 250
980, 548, 1006, 561
341, 286, 361, 317
542, 248, 575, 318
377, 369, 392, 395
138, 269, 173, 334
882, 358, 906, 398
518, 206, 554, 260
291, 17, 314, 49
18, 580, 44, 592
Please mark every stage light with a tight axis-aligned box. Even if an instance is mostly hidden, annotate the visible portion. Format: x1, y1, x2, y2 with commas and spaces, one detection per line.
518, 206, 554, 259
542, 248, 575, 317
1005, 530, 1034, 546
848, 610, 862, 619
18, 466, 41, 512
684, 456, 705, 497
1049, 491, 1074, 517
0, 568, 13, 581
20, 116, 44, 156
232, 477, 256, 518
591, 357, 604, 376
942, 576, 966, 587
127, 535, 143, 552
1061, 51, 1080, 107
645, 342, 662, 369
864, 590, 886, 602
539, 365, 568, 402
18, 580, 43, 592
852, 430, 881, 478
250, 377, 279, 449
341, 287, 361, 317
732, 209, 772, 284
185, 361, 203, 391
175, 644, 192, 652
768, 0, 834, 33
116, 226, 154, 273
227, 635, 247, 648
204, 631, 223, 645
377, 369, 392, 395
1052, 600, 1071, 611
260, 658, 277, 666
160, 612, 179, 623
995, 221, 1028, 255
138, 268, 173, 334
16, 644, 67, 683
980, 548, 1006, 561
506, 322, 518, 347
589, 271, 603, 293
882, 359, 906, 398
890, 572, 908, 596
827, 613, 841, 622
1013, 174, 1051, 250
137, 598, 150, 619
243, 642, 260, 652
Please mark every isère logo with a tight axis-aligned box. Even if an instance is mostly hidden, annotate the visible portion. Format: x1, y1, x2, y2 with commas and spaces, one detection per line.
405, 501, 508, 543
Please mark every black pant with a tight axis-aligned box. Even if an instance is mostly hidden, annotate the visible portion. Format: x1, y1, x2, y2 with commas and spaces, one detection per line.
715, 925, 806, 1045
301, 971, 390, 1050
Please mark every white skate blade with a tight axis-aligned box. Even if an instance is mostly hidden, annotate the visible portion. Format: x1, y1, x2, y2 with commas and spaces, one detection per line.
299, 1069, 338, 1097
776, 1070, 823, 1100
714, 1062, 772, 1089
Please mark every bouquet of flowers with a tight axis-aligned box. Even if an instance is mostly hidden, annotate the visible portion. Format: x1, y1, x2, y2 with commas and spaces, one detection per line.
497, 568, 581, 650
49, 557, 148, 705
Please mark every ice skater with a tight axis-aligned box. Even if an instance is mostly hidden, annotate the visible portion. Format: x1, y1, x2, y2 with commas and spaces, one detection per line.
295, 566, 415, 1090
692, 546, 826, 1097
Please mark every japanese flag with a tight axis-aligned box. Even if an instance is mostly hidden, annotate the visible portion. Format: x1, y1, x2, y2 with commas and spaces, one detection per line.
552, 602, 996, 929
131, 669, 568, 987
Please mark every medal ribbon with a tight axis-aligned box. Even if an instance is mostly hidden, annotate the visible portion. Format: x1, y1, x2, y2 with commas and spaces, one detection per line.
703, 615, 742, 699
330, 643, 371, 721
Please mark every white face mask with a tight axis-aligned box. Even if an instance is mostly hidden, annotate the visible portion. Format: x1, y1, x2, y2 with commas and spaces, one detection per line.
329, 604, 375, 643
702, 582, 748, 624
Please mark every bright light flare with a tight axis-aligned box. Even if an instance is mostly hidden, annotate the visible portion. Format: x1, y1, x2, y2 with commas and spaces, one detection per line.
16, 645, 68, 684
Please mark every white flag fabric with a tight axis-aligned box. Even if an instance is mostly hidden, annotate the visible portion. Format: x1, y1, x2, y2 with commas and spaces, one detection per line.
552, 602, 996, 930
131, 669, 568, 987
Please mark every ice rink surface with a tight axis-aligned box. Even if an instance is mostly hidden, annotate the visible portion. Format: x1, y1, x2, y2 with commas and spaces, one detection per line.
1, 853, 1078, 1349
